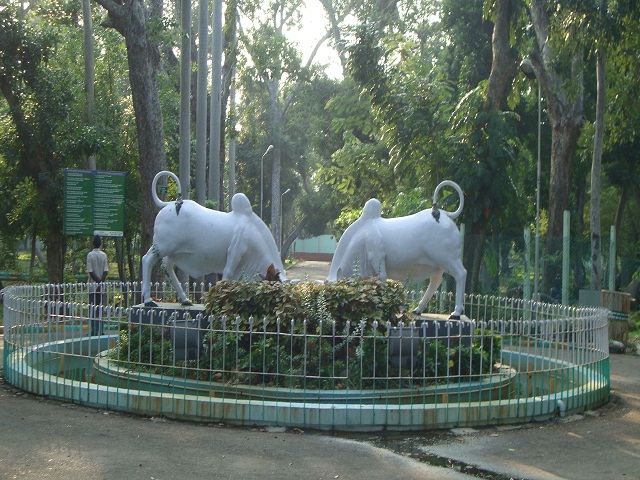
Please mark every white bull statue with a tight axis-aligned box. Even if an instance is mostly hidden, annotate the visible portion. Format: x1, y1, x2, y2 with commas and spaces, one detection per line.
328, 180, 467, 319
141, 171, 286, 307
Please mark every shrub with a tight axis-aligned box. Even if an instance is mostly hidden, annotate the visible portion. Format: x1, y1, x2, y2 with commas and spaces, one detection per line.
111, 278, 502, 389
202, 277, 412, 332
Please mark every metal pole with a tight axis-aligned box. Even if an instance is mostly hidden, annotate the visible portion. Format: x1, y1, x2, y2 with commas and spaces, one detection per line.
520, 58, 542, 300
524, 227, 531, 301
534, 79, 541, 300
260, 145, 273, 219
280, 188, 290, 251
562, 210, 570, 305
609, 225, 616, 291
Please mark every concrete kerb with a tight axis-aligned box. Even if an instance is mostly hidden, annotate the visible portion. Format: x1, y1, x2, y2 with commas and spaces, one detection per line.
0, 332, 474, 480
2, 339, 640, 479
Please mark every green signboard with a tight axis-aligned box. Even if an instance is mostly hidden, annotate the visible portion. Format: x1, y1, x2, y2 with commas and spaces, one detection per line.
64, 169, 126, 237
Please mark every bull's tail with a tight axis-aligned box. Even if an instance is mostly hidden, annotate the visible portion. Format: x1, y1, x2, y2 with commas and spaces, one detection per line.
152, 171, 182, 209
433, 180, 464, 220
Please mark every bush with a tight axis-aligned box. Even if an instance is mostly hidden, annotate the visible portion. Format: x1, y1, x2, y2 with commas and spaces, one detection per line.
111, 278, 502, 389
628, 311, 639, 332
202, 277, 412, 333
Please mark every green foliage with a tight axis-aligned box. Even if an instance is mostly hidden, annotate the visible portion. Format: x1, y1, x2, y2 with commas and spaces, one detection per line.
456, 329, 501, 376
112, 278, 502, 390
203, 277, 411, 333
627, 311, 639, 333
449, 86, 525, 231
109, 325, 176, 374
113, 318, 502, 390
417, 329, 501, 378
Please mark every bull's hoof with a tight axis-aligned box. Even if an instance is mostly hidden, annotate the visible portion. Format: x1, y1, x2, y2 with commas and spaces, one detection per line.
144, 300, 158, 307
412, 308, 423, 316
182, 300, 193, 306
448, 313, 461, 320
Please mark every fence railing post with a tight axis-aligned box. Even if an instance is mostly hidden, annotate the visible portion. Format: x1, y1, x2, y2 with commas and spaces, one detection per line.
562, 210, 570, 305
609, 225, 616, 291
524, 227, 531, 301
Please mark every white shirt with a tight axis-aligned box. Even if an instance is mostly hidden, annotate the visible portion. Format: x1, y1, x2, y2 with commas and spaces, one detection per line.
87, 248, 108, 292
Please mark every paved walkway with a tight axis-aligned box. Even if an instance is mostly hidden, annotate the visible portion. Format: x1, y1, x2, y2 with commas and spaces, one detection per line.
286, 259, 332, 282
390, 352, 640, 480
284, 262, 640, 478
2, 264, 639, 479
2, 332, 639, 479
0, 334, 468, 480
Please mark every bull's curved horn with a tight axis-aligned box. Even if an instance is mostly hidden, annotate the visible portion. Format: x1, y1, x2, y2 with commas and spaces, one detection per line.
151, 171, 182, 209
433, 180, 464, 219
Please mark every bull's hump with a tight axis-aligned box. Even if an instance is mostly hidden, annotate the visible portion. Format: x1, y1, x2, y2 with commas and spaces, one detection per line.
231, 193, 253, 215
362, 198, 382, 219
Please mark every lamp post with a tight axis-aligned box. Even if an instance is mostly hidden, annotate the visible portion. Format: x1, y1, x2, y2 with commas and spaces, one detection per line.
280, 188, 291, 252
260, 145, 274, 220
520, 58, 542, 299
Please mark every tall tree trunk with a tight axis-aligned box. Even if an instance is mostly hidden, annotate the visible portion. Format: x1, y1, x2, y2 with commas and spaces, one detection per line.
465, 0, 515, 293
281, 215, 309, 263
528, 0, 585, 292
219, 0, 238, 210
590, 1, 606, 291
270, 94, 282, 244
179, 0, 192, 199
194, 0, 208, 205
42, 185, 65, 282
82, 0, 96, 170
529, 3, 585, 240
95, 0, 167, 271
115, 237, 127, 282
486, 0, 516, 111
208, 0, 223, 208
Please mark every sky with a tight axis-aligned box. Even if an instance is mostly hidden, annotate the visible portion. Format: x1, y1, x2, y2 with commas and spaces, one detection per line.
288, 1, 343, 79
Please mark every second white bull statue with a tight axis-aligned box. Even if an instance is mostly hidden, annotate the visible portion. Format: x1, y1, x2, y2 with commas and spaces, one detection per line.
328, 180, 467, 319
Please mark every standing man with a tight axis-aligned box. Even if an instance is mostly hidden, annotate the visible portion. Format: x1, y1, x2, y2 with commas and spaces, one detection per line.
87, 234, 108, 335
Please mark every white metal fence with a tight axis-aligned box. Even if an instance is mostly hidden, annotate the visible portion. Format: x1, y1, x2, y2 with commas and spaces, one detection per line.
2, 281, 610, 431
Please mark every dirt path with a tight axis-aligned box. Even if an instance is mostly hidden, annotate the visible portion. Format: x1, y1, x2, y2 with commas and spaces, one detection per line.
285, 260, 330, 282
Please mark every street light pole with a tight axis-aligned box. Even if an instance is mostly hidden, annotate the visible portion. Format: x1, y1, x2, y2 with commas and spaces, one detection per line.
280, 188, 291, 252
260, 145, 273, 220
520, 58, 541, 300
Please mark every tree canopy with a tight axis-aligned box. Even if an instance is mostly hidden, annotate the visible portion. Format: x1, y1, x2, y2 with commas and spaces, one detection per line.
0, 0, 638, 295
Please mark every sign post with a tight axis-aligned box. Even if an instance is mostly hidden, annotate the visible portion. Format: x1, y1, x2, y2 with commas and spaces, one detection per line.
64, 169, 125, 237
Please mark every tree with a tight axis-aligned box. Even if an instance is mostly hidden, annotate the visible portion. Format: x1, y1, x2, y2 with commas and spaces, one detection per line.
347, 0, 526, 291
599, 1, 640, 284
0, 7, 73, 282
453, 0, 520, 291
590, 0, 607, 290
94, 0, 167, 264
83, 0, 96, 170
238, 0, 330, 245
526, 1, 585, 274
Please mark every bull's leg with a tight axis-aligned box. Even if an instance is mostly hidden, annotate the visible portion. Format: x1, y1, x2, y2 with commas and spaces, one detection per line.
222, 226, 247, 279
412, 271, 444, 315
366, 230, 386, 279
448, 261, 467, 320
163, 258, 192, 306
141, 247, 159, 307
367, 250, 387, 280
